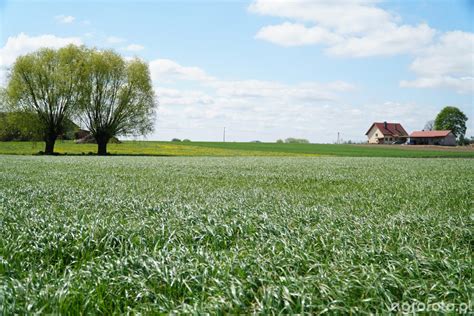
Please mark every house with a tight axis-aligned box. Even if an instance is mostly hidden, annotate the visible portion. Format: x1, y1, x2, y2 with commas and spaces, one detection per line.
74, 129, 91, 140
409, 130, 456, 146
365, 122, 408, 144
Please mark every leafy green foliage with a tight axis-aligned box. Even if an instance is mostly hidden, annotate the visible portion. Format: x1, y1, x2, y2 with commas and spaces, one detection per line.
0, 112, 43, 141
434, 106, 468, 143
285, 137, 310, 144
0, 88, 8, 112
6, 45, 87, 154
0, 156, 471, 314
5, 45, 156, 155
0, 112, 79, 141
79, 49, 156, 155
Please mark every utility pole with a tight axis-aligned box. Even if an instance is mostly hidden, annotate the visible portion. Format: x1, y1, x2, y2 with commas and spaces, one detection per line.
223, 127, 226, 142
337, 132, 340, 144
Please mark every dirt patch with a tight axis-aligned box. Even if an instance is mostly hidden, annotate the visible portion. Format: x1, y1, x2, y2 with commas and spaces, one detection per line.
357, 144, 474, 152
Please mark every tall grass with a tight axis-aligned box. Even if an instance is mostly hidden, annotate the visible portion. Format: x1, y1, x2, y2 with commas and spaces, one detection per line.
0, 156, 472, 313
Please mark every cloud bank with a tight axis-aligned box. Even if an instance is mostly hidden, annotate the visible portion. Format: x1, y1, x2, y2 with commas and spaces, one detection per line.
249, 0, 474, 94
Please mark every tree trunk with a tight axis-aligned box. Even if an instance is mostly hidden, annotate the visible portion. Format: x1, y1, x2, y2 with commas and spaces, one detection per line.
97, 140, 107, 156
95, 131, 111, 156
44, 135, 57, 155
97, 134, 112, 156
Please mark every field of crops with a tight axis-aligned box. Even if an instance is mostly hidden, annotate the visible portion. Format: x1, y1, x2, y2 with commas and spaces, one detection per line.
0, 156, 472, 314
1, 140, 474, 158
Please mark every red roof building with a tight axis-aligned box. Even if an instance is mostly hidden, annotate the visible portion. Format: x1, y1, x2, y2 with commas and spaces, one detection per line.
409, 130, 452, 138
366, 122, 408, 144
409, 130, 456, 146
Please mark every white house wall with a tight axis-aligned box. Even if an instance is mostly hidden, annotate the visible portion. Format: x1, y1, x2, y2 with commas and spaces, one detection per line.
367, 126, 383, 144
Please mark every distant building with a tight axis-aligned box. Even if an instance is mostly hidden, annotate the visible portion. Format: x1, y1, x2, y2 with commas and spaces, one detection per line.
365, 122, 408, 144
409, 130, 456, 146
74, 129, 91, 140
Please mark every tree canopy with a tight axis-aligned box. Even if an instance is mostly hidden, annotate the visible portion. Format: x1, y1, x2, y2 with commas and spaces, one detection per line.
5, 45, 156, 155
434, 106, 468, 143
78, 49, 156, 155
6, 45, 87, 154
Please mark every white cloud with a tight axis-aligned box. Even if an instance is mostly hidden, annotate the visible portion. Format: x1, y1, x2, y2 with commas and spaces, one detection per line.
149, 59, 215, 82
249, 0, 392, 35
400, 76, 473, 94
249, 0, 435, 57
157, 88, 214, 106
149, 58, 353, 101
154, 88, 443, 142
148, 58, 356, 105
124, 44, 144, 52
326, 23, 435, 57
55, 15, 75, 24
255, 22, 341, 47
209, 79, 354, 102
148, 58, 472, 142
400, 31, 474, 93
249, 0, 472, 94
0, 33, 82, 67
148, 58, 365, 142
107, 36, 126, 44
410, 32, 473, 77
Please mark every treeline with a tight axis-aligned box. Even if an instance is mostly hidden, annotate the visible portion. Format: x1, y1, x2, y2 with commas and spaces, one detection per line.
276, 138, 310, 144
0, 112, 78, 141
171, 138, 191, 142
2, 45, 157, 155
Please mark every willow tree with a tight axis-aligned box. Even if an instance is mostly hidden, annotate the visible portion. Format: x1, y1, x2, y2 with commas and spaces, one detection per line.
6, 45, 86, 154
79, 50, 156, 155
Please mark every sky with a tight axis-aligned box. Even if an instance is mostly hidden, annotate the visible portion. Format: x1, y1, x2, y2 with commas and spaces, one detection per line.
0, 0, 473, 142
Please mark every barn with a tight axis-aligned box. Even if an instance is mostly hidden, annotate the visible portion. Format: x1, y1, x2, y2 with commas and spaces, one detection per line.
409, 130, 456, 146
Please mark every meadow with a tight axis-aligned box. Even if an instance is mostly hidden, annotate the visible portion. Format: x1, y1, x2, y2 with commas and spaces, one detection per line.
0, 140, 474, 158
0, 155, 472, 314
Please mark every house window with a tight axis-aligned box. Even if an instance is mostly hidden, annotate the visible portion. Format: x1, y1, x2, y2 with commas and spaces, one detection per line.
375, 133, 378, 137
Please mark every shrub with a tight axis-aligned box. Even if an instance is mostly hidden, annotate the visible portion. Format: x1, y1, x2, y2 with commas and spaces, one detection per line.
285, 137, 310, 144
0, 111, 79, 141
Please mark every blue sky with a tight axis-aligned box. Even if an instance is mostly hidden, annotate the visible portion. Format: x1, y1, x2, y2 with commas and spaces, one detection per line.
1, 0, 473, 142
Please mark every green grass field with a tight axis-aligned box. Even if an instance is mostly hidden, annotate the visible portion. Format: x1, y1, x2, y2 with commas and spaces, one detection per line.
1, 140, 473, 158
1, 155, 472, 314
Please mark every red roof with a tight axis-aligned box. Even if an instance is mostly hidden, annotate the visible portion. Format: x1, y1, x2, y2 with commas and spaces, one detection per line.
365, 122, 408, 137
409, 130, 452, 138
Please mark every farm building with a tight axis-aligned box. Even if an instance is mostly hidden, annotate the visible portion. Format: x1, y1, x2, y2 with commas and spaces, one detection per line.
409, 130, 456, 146
365, 122, 408, 144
